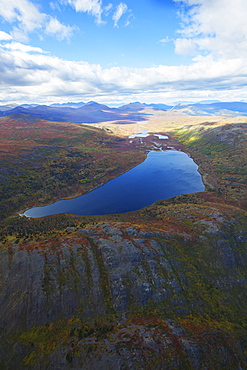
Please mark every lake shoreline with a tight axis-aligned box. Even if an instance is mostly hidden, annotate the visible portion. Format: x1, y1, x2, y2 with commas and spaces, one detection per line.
23, 148, 205, 218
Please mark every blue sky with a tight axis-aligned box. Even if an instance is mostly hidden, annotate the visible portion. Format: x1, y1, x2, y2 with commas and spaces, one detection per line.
0, 0, 247, 105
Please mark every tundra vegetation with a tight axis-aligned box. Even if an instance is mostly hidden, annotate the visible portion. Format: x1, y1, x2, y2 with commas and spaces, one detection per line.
0, 110, 247, 369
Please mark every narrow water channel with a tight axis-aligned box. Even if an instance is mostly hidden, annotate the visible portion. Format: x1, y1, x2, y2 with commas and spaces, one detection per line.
23, 149, 205, 218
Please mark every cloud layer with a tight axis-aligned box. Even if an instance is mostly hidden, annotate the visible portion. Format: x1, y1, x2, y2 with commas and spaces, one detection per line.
0, 0, 247, 104
1, 40, 246, 104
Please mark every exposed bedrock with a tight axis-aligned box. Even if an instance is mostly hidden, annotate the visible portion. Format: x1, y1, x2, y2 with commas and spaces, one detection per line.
1, 221, 247, 368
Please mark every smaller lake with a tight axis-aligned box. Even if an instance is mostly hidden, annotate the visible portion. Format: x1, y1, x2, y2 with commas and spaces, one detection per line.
24, 150, 205, 218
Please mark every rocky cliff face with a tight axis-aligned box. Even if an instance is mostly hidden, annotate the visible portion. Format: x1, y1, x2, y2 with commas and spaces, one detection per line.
1, 210, 247, 369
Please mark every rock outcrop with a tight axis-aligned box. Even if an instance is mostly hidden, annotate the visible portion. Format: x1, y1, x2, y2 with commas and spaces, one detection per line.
1, 218, 247, 369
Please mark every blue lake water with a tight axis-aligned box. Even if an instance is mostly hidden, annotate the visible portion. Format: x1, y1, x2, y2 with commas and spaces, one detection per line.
24, 150, 205, 218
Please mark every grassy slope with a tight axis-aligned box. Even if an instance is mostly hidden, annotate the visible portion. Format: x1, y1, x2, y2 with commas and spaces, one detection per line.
1, 113, 247, 369
174, 121, 247, 208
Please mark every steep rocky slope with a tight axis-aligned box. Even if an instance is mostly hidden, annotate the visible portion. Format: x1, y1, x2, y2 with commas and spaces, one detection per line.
1, 205, 247, 368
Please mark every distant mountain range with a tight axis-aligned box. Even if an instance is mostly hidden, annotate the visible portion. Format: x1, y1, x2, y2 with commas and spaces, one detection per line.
171, 101, 247, 116
118, 102, 173, 111
0, 101, 148, 124
1, 101, 247, 123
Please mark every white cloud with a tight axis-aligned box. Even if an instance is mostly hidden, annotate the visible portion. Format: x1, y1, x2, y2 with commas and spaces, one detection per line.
3, 42, 46, 54
174, 38, 196, 55
45, 17, 75, 40
0, 31, 12, 41
0, 0, 75, 41
174, 0, 247, 59
159, 37, 171, 44
58, 0, 131, 27
61, 0, 104, 24
0, 0, 45, 33
113, 2, 128, 27
104, 3, 113, 16
124, 13, 134, 27
49, 2, 62, 11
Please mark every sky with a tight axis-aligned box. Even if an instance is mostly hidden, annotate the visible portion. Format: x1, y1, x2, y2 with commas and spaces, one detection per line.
0, 0, 247, 106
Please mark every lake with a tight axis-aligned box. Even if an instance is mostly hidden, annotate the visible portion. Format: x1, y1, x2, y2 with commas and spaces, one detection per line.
23, 150, 205, 218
